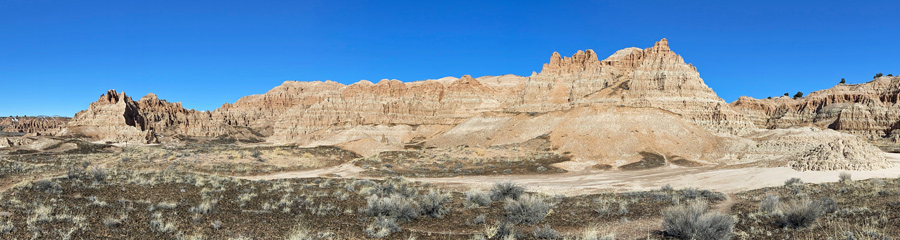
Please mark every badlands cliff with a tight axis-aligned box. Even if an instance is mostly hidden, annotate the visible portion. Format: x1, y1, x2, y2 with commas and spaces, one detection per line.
44, 39, 891, 171
732, 75, 900, 142
0, 116, 70, 135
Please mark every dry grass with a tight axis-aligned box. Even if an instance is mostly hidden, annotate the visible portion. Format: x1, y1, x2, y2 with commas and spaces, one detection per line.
1, 144, 898, 239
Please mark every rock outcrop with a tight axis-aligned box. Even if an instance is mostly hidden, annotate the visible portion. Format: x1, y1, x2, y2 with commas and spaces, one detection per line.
792, 138, 890, 171
0, 116, 70, 136
731, 76, 900, 141
738, 127, 890, 171
67, 90, 266, 143
67, 90, 149, 143
512, 39, 756, 135
59, 39, 891, 171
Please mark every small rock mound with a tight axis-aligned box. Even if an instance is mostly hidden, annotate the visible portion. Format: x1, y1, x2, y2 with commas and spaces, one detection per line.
791, 139, 891, 171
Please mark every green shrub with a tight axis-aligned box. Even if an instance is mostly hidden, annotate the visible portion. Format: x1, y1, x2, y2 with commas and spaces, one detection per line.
486, 221, 517, 239
33, 180, 62, 194
784, 178, 803, 187
662, 201, 734, 240
465, 190, 492, 208
580, 226, 615, 240
677, 188, 726, 201
103, 217, 122, 228
839, 172, 852, 183
285, 227, 313, 240
594, 199, 628, 216
362, 194, 419, 222
504, 195, 551, 224
364, 217, 400, 239
377, 177, 418, 198
817, 197, 838, 214
189, 200, 216, 214
490, 182, 524, 201
776, 198, 835, 229
0, 220, 14, 233
149, 213, 176, 233
419, 189, 451, 218
759, 195, 779, 214
532, 224, 559, 239
661, 184, 674, 191
87, 166, 107, 183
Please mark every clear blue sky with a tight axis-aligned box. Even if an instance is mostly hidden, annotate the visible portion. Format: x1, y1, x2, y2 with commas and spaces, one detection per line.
2, 0, 898, 117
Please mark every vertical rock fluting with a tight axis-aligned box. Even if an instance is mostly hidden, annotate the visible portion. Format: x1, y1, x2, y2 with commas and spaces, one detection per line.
0, 116, 70, 136
267, 76, 509, 144
731, 76, 900, 141
512, 38, 756, 135
214, 80, 347, 136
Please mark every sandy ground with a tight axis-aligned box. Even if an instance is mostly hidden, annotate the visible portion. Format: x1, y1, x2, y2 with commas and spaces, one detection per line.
241, 163, 365, 180
241, 153, 900, 196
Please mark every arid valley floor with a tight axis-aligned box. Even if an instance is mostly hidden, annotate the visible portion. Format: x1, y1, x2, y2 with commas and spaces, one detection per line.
1, 140, 899, 239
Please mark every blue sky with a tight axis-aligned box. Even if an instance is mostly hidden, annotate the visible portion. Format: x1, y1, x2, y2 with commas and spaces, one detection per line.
2, 0, 898, 116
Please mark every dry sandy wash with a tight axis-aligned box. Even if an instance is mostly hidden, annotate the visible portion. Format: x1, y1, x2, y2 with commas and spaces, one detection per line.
240, 153, 900, 196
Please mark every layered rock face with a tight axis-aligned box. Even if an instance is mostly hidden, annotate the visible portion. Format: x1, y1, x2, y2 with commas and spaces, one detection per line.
215, 80, 347, 136
0, 116, 70, 136
512, 39, 756, 135
731, 76, 900, 141
60, 39, 891, 171
268, 76, 512, 144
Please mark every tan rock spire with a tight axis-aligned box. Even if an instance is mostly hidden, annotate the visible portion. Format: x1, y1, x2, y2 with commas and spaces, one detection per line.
652, 38, 669, 51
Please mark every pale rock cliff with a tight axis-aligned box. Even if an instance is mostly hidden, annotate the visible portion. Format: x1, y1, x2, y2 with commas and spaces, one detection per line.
731, 76, 900, 141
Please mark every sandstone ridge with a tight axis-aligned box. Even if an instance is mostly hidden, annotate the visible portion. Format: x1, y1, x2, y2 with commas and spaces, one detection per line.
54, 39, 890, 171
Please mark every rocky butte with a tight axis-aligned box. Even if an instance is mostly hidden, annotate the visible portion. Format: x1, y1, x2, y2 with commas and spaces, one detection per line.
11, 39, 893, 172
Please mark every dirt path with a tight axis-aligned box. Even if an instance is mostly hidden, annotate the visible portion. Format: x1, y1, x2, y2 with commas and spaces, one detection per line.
711, 193, 738, 213
240, 154, 900, 196
239, 163, 366, 180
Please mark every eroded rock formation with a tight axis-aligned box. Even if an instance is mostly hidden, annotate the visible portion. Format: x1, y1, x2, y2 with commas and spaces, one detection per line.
66, 90, 149, 143
513, 38, 756, 135
731, 76, 900, 141
59, 39, 891, 171
0, 116, 70, 136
